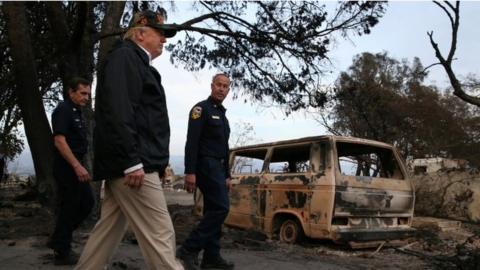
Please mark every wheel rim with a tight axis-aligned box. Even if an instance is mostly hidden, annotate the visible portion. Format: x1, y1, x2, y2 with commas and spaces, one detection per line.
280, 220, 297, 243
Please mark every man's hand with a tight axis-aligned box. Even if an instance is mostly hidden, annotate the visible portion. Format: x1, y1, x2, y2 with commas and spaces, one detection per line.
226, 178, 232, 192
74, 164, 91, 182
184, 174, 196, 193
124, 168, 145, 189
54, 135, 91, 182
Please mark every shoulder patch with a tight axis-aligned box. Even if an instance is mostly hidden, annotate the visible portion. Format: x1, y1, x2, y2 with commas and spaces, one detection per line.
191, 106, 202, 120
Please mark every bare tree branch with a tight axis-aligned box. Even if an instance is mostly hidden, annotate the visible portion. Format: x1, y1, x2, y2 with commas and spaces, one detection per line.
315, 112, 342, 136
422, 62, 443, 74
428, 1, 480, 106
97, 28, 126, 40
433, 1, 454, 27
181, 12, 222, 26
446, 1, 460, 63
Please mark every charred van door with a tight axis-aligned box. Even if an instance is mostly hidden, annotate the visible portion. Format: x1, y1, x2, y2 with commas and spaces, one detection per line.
226, 148, 267, 230
333, 141, 414, 240
308, 140, 335, 237
263, 143, 313, 237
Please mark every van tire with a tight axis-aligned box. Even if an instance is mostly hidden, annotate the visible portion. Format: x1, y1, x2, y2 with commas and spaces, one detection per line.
279, 219, 304, 244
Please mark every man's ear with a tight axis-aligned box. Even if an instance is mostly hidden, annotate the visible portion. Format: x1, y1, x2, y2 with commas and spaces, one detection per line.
135, 29, 144, 42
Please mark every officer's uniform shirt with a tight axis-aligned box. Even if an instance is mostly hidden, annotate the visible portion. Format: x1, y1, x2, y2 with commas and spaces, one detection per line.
52, 99, 88, 158
185, 96, 230, 177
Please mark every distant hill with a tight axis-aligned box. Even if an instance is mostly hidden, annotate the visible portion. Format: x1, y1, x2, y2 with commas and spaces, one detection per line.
8, 150, 185, 177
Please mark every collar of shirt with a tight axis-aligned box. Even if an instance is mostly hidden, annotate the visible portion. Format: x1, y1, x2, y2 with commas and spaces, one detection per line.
207, 96, 226, 112
137, 44, 152, 65
65, 98, 81, 111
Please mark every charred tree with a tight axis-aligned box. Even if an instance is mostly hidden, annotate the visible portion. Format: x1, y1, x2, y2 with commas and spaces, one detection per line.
3, 1, 55, 205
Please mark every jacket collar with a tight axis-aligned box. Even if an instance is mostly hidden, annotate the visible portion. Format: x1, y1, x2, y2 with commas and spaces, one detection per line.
65, 97, 81, 111
137, 44, 152, 65
124, 40, 150, 66
207, 96, 226, 112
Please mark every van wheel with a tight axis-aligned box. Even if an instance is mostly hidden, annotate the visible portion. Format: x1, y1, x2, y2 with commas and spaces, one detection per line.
279, 219, 304, 244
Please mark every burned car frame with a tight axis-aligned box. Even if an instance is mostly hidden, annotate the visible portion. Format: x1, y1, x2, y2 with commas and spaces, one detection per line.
224, 135, 415, 245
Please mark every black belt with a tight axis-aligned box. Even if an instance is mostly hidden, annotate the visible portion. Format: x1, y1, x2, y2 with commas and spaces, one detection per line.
144, 164, 166, 174
144, 168, 158, 174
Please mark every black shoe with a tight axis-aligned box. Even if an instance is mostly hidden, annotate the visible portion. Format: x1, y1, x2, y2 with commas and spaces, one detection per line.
46, 239, 54, 249
176, 247, 199, 270
201, 256, 234, 269
54, 250, 80, 266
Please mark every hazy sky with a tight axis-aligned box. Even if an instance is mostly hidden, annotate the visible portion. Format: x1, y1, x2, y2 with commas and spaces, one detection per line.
10, 1, 480, 171
156, 1, 480, 155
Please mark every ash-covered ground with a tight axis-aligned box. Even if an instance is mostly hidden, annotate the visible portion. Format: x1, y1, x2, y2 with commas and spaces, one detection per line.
1, 186, 479, 270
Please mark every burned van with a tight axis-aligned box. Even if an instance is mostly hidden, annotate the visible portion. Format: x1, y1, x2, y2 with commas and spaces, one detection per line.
224, 135, 415, 245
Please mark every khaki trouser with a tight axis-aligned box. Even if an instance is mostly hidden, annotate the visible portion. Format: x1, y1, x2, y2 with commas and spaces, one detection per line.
75, 172, 184, 270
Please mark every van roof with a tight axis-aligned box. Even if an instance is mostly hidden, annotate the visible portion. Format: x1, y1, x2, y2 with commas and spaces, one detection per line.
231, 135, 394, 152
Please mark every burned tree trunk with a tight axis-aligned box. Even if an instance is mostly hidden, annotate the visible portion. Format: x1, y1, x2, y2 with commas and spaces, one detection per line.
3, 2, 55, 206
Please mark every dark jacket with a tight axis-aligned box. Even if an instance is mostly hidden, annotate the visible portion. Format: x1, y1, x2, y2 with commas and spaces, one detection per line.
93, 40, 170, 181
184, 96, 230, 178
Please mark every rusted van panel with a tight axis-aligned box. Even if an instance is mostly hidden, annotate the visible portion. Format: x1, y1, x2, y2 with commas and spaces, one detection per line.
223, 135, 415, 244
330, 138, 415, 241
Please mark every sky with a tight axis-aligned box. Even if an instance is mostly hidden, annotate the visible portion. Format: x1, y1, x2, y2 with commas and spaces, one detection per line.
156, 1, 480, 155
8, 1, 480, 173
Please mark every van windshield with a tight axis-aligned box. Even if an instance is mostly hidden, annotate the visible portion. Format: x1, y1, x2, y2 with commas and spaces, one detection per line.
336, 142, 404, 180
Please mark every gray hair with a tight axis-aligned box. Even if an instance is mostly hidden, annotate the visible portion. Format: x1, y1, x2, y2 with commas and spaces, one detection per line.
212, 73, 230, 83
123, 26, 148, 41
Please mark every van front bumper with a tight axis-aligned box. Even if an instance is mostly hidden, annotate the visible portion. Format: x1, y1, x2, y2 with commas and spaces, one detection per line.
333, 227, 416, 242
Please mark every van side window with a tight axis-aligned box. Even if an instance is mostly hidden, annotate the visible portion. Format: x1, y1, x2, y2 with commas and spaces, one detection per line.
232, 149, 267, 175
337, 142, 404, 180
268, 144, 311, 173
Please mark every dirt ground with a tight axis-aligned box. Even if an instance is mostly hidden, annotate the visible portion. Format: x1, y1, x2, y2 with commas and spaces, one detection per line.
1, 188, 480, 270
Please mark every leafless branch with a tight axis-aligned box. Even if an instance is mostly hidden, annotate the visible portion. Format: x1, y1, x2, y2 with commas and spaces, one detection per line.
421, 62, 443, 74
433, 1, 454, 26
181, 12, 223, 26
97, 28, 126, 40
446, 1, 460, 63
428, 1, 480, 106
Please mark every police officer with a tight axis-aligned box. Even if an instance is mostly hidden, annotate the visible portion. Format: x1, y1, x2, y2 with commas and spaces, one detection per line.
177, 73, 234, 270
48, 77, 94, 265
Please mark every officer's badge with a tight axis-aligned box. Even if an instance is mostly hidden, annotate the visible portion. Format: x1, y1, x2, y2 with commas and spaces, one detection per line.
191, 106, 202, 120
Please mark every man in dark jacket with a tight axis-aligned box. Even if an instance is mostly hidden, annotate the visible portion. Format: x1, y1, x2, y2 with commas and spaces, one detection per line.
75, 10, 183, 270
48, 77, 94, 265
177, 73, 234, 270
